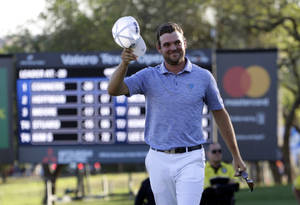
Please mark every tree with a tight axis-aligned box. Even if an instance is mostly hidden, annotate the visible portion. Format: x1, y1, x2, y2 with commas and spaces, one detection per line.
246, 0, 300, 184
3, 0, 214, 52
210, 0, 300, 183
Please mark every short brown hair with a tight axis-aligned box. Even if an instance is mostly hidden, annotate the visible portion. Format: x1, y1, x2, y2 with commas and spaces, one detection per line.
156, 22, 184, 46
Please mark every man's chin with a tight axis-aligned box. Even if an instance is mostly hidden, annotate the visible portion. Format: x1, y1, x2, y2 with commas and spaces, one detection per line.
166, 57, 184, 65
168, 60, 180, 65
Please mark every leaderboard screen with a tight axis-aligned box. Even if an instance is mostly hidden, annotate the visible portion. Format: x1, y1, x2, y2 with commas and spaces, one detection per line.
17, 78, 146, 144
16, 51, 212, 164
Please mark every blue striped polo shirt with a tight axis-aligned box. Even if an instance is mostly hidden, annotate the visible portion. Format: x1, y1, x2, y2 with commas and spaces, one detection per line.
124, 58, 224, 150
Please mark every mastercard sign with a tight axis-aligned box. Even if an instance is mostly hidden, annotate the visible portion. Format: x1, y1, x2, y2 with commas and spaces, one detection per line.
222, 65, 271, 98
216, 50, 277, 161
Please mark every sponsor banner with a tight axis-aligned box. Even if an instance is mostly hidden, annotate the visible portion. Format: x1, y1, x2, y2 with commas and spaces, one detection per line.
15, 49, 211, 70
0, 55, 14, 163
216, 49, 278, 161
18, 145, 149, 163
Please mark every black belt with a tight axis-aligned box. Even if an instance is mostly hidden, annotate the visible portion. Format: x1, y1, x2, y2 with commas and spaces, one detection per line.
151, 144, 202, 154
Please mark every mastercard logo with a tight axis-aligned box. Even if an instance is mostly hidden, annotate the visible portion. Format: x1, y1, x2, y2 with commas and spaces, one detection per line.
222, 65, 270, 98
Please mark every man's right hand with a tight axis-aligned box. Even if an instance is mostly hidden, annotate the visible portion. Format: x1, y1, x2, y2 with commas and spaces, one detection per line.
121, 48, 138, 65
107, 48, 136, 96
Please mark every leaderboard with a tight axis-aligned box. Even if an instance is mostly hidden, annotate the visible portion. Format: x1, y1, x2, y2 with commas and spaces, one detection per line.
16, 52, 212, 163
17, 78, 146, 145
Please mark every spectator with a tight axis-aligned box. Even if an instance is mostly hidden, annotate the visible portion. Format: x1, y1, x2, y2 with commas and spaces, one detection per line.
201, 142, 239, 205
135, 177, 155, 205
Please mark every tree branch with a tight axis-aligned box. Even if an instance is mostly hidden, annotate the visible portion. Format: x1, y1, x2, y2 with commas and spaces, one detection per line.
292, 119, 300, 133
280, 81, 297, 95
282, 16, 300, 41
248, 16, 300, 41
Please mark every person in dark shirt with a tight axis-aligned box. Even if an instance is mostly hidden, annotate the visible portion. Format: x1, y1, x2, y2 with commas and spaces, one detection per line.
135, 177, 155, 205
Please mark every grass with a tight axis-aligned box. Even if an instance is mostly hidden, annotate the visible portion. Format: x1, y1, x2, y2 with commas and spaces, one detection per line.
0, 172, 147, 205
0, 173, 298, 205
235, 185, 297, 205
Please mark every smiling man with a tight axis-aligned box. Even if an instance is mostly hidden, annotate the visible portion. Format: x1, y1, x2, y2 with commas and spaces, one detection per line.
108, 22, 246, 205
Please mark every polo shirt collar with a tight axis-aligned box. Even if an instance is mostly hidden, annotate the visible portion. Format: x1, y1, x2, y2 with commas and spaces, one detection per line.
159, 57, 193, 74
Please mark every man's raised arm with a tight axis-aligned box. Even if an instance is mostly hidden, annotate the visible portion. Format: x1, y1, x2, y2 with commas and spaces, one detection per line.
107, 48, 137, 96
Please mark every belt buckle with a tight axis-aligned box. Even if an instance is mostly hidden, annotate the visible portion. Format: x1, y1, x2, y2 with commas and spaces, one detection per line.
166, 149, 176, 154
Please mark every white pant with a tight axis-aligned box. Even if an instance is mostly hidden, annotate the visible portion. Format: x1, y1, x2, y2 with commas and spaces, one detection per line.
145, 148, 205, 205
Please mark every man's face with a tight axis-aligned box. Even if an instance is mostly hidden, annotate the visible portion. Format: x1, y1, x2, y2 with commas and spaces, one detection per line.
157, 31, 186, 65
208, 143, 222, 164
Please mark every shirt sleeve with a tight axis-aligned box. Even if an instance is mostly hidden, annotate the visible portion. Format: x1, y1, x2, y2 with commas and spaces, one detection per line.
204, 163, 212, 188
204, 72, 224, 110
226, 163, 236, 179
124, 68, 147, 96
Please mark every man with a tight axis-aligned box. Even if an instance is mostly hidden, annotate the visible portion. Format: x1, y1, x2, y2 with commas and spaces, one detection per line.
201, 143, 239, 205
293, 175, 300, 204
108, 22, 246, 205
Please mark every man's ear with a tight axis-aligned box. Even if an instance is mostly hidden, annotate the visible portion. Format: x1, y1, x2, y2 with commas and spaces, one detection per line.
184, 38, 187, 49
156, 43, 161, 54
